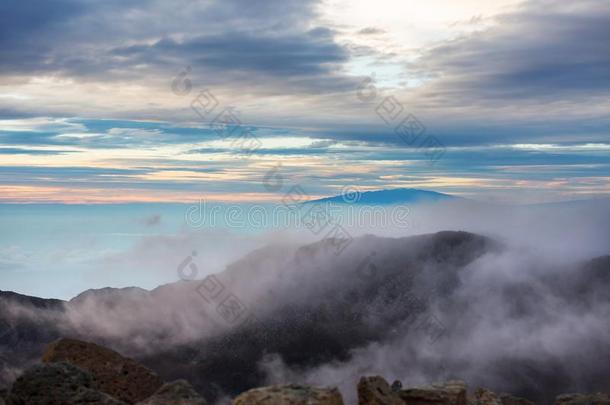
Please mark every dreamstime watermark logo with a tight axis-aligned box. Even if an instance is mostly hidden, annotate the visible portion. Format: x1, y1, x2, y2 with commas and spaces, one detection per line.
171, 65, 192, 96
185, 199, 209, 229
168, 65, 448, 368
353, 252, 447, 344
356, 74, 446, 165
171, 66, 262, 156
341, 185, 362, 204
262, 163, 284, 193
183, 199, 410, 230
260, 166, 364, 256
176, 250, 200, 281
315, 246, 446, 345
355, 250, 378, 280
280, 182, 354, 256
176, 251, 258, 329
402, 296, 447, 344
341, 236, 449, 345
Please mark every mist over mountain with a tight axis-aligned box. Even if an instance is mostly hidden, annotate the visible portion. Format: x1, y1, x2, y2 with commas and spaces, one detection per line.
1, 223, 609, 404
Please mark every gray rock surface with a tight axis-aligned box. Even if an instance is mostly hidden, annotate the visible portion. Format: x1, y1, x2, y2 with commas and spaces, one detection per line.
555, 393, 609, 405
399, 380, 467, 405
42, 338, 163, 404
137, 380, 207, 405
357, 376, 403, 405
498, 392, 535, 405
6, 362, 125, 405
233, 384, 344, 405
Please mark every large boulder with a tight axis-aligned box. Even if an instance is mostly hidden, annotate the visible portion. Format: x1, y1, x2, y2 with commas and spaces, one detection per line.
357, 376, 403, 405
468, 387, 534, 405
498, 393, 535, 405
398, 380, 467, 405
6, 362, 125, 405
555, 393, 609, 405
233, 384, 344, 405
42, 338, 163, 403
471, 388, 502, 405
137, 380, 207, 405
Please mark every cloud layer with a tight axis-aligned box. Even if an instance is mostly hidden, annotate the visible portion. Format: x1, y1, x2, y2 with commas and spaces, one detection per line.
0, 0, 609, 202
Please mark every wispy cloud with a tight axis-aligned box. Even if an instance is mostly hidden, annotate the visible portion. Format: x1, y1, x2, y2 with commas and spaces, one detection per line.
0, 0, 608, 203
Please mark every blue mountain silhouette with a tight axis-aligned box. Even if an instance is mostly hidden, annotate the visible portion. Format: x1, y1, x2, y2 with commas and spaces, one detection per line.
306, 188, 457, 205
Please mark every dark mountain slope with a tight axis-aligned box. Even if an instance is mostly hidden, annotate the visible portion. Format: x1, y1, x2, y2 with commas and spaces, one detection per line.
1, 232, 609, 404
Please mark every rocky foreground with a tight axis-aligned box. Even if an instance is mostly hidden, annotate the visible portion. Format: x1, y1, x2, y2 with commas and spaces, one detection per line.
0, 338, 607, 405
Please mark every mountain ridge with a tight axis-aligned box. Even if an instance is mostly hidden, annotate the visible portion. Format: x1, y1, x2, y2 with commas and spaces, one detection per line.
1, 231, 609, 404
305, 188, 458, 205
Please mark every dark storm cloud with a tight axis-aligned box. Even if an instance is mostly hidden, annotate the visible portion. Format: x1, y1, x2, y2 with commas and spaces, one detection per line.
414, 0, 610, 102
192, 0, 319, 29
0, 0, 86, 73
414, 117, 610, 147
112, 28, 348, 77
0, 0, 349, 91
1, 0, 608, 156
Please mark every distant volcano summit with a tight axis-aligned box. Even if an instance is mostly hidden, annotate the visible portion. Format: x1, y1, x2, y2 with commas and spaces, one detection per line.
307, 188, 457, 205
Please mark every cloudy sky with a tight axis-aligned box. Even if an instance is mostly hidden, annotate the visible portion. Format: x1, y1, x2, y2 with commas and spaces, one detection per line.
1, 0, 609, 204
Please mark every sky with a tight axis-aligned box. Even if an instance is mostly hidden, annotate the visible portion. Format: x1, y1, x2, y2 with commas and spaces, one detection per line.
1, 0, 610, 298
0, 0, 609, 204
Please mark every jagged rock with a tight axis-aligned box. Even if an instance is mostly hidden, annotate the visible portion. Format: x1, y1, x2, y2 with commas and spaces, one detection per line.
398, 380, 467, 405
357, 376, 403, 405
469, 387, 534, 405
472, 388, 502, 405
42, 338, 163, 404
392, 381, 403, 392
6, 362, 125, 405
498, 393, 535, 405
555, 393, 609, 405
233, 384, 344, 405
137, 380, 207, 405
